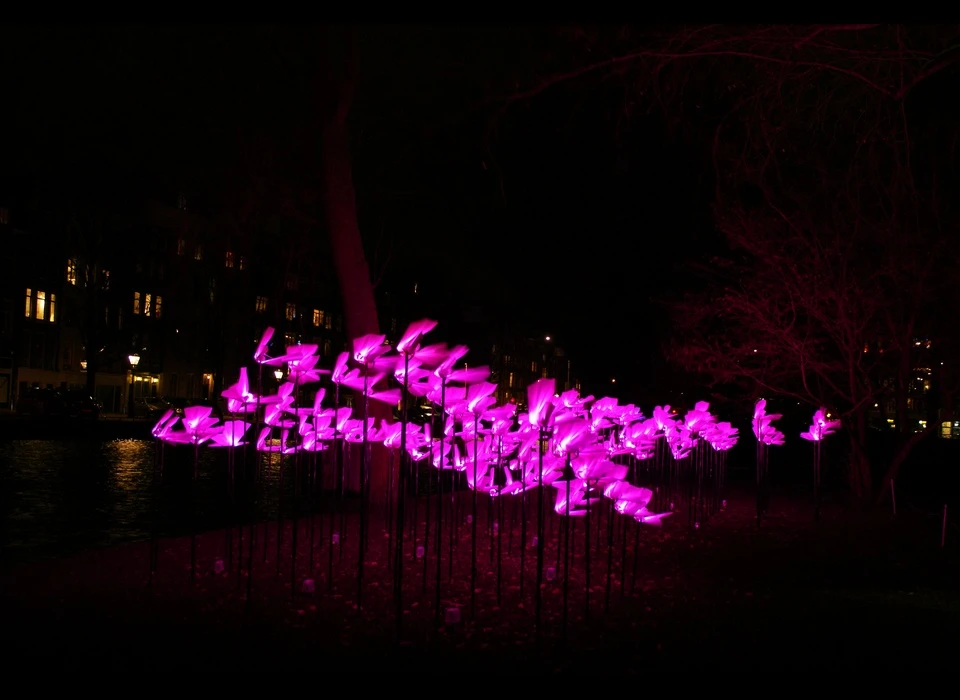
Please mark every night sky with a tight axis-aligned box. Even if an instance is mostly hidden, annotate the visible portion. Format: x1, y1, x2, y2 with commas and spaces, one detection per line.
2, 25, 714, 399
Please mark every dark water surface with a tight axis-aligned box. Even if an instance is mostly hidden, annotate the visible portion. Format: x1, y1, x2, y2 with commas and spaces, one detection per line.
0, 439, 291, 565
3, 431, 957, 567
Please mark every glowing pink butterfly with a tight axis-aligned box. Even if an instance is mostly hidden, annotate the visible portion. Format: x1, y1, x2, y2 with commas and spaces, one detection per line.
801, 408, 841, 441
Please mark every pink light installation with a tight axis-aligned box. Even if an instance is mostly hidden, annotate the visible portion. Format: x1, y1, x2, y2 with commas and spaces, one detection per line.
147, 318, 776, 641
801, 407, 841, 520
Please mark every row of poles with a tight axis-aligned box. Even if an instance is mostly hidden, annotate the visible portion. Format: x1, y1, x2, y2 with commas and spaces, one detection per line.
146, 401, 732, 644
144, 325, 743, 645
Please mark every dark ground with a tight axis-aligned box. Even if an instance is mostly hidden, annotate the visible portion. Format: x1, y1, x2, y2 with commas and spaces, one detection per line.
2, 486, 958, 672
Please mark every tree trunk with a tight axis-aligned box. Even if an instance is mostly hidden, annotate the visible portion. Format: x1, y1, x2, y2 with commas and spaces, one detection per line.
847, 412, 872, 501
319, 62, 391, 504
321, 121, 379, 341
875, 425, 936, 505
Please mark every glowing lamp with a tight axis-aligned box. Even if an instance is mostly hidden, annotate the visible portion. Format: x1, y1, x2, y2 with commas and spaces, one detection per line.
545, 335, 551, 341
274, 368, 283, 380
128, 353, 140, 368
80, 361, 87, 371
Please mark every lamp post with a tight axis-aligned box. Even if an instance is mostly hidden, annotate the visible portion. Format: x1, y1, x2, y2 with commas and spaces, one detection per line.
274, 368, 283, 381
127, 353, 140, 418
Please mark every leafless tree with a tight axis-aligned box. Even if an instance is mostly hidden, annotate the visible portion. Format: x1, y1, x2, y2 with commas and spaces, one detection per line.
484, 25, 960, 499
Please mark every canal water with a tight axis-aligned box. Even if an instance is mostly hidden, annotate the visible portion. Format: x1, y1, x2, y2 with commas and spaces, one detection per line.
0, 439, 295, 565
4, 433, 957, 566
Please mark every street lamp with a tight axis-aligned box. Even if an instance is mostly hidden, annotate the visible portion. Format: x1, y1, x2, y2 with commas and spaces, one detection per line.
127, 354, 141, 418
80, 360, 87, 371
274, 368, 283, 381
545, 335, 551, 342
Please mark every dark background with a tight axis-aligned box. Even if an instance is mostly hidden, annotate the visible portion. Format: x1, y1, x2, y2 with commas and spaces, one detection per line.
0, 25, 711, 402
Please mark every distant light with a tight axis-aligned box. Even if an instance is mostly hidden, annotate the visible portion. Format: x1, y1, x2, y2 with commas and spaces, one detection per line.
753, 349, 758, 353
545, 336, 551, 342
274, 369, 283, 380
611, 378, 617, 384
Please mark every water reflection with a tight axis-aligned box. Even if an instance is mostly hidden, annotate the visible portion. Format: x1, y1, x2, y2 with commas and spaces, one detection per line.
0, 439, 289, 565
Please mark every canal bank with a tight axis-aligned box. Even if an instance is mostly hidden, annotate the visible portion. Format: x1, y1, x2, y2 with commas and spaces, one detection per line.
0, 413, 153, 440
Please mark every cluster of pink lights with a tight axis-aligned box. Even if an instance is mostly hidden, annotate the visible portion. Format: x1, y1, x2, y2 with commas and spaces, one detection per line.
150, 321, 837, 518
752, 399, 785, 446
800, 408, 841, 442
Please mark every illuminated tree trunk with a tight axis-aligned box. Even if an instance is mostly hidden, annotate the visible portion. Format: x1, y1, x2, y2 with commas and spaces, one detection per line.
320, 51, 390, 504
848, 412, 872, 501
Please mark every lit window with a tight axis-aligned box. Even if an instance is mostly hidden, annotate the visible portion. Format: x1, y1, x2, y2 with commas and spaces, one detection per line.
541, 367, 548, 378
225, 251, 234, 268
66, 258, 77, 285
285, 303, 296, 321
313, 309, 323, 327
504, 355, 511, 364
255, 296, 267, 313
285, 332, 296, 346
49, 294, 56, 323
508, 372, 514, 388
144, 293, 152, 317
36, 291, 45, 320
133, 291, 141, 315
177, 238, 185, 256
155, 296, 163, 319
102, 269, 110, 290
24, 288, 31, 318
239, 256, 246, 271
323, 339, 332, 357
530, 361, 536, 372
325, 314, 332, 330
194, 245, 203, 261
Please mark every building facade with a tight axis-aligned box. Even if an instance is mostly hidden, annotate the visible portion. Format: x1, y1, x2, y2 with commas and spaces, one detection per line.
1, 184, 573, 416
0, 186, 361, 412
